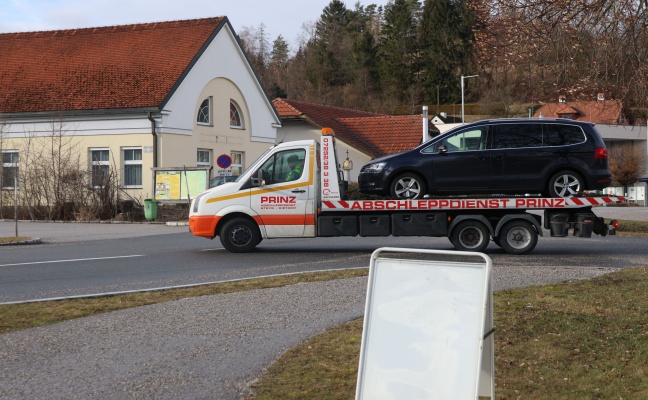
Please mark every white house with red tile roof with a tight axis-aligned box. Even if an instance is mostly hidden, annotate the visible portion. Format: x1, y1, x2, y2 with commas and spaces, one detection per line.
0, 17, 280, 204
533, 94, 624, 124
273, 98, 438, 182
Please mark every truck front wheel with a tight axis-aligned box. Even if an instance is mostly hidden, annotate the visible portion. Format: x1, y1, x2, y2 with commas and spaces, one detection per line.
449, 220, 489, 252
219, 218, 261, 253
498, 220, 538, 255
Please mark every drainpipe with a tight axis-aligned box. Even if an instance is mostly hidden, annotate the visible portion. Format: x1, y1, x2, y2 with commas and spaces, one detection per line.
147, 112, 158, 168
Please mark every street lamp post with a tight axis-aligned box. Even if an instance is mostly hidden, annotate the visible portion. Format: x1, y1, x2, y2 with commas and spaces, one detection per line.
461, 74, 478, 123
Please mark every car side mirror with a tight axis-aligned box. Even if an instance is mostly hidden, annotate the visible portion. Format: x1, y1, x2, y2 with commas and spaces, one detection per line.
251, 170, 265, 187
438, 145, 448, 154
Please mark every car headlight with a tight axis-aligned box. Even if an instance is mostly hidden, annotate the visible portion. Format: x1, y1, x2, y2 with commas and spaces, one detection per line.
363, 162, 386, 173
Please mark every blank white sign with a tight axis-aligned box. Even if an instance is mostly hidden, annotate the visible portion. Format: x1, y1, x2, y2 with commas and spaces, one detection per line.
356, 248, 492, 400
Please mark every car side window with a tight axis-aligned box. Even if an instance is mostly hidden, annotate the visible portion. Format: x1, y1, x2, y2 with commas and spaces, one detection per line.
545, 124, 586, 146
493, 124, 544, 149
256, 149, 306, 185
423, 127, 488, 153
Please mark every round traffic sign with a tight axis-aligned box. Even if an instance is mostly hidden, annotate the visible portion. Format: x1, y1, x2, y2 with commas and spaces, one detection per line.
217, 154, 232, 168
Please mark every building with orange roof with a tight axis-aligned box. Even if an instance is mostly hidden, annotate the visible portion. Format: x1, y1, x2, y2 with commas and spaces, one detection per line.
273, 98, 438, 181
533, 94, 624, 125
0, 17, 280, 205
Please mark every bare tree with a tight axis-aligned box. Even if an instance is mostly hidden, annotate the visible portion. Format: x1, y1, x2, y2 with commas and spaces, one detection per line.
608, 143, 648, 191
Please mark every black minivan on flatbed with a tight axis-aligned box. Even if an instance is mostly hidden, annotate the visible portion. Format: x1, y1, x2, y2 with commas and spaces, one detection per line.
358, 118, 613, 199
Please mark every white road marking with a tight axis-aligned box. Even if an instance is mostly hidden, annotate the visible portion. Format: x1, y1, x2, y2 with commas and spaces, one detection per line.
0, 255, 145, 267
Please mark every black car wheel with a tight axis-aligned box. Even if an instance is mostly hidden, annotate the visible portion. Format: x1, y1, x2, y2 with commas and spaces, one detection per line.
547, 171, 584, 197
219, 217, 261, 253
390, 173, 427, 199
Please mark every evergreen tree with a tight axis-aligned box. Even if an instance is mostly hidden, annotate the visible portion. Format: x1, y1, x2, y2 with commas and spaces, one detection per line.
268, 35, 290, 98
378, 0, 422, 104
271, 35, 290, 68
420, 0, 476, 104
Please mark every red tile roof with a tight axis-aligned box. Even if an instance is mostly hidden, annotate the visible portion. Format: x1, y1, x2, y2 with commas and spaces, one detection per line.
273, 98, 434, 157
274, 98, 384, 157
337, 115, 429, 155
534, 99, 623, 124
0, 17, 225, 113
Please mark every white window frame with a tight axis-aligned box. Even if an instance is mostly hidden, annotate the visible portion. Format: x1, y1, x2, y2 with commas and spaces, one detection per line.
197, 97, 212, 126
197, 149, 211, 166
122, 147, 143, 188
229, 100, 243, 129
231, 151, 244, 176
2, 150, 19, 190
89, 148, 110, 188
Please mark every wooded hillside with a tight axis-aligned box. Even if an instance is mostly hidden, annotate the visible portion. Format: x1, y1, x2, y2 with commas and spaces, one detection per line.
239, 0, 648, 122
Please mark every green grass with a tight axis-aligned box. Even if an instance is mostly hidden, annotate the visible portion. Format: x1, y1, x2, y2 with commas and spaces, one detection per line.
248, 267, 648, 400
616, 219, 648, 236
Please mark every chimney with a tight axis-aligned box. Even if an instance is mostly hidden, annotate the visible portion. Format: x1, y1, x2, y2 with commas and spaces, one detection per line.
597, 93, 605, 101
558, 95, 566, 103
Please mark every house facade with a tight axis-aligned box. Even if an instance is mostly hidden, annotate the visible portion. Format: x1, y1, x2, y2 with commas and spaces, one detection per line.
0, 17, 280, 209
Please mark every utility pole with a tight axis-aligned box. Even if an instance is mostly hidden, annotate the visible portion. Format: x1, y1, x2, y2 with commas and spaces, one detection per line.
461, 75, 478, 123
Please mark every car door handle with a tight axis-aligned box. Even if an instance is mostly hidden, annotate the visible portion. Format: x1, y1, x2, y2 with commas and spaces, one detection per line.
292, 189, 306, 193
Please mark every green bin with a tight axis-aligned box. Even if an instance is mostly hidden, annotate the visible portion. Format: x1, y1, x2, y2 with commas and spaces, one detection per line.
144, 199, 158, 221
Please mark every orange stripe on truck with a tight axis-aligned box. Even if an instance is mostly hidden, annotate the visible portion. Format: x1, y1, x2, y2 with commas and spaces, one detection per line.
253, 214, 315, 226
189, 215, 221, 238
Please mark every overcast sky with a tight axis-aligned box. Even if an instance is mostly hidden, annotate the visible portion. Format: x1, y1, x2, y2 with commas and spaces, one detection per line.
0, 0, 390, 50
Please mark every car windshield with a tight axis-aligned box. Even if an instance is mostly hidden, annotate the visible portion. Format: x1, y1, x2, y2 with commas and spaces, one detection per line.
422, 126, 488, 153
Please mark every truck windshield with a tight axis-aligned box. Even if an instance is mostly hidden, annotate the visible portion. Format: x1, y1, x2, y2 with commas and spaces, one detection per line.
234, 146, 274, 182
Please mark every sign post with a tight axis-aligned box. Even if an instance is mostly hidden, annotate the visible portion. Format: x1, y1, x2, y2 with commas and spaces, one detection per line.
356, 248, 494, 400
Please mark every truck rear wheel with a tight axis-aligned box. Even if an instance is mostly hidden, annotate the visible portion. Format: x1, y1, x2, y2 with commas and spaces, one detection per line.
449, 220, 489, 252
498, 220, 538, 255
219, 217, 261, 253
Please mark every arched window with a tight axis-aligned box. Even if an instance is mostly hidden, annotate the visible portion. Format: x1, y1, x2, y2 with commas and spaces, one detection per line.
230, 100, 242, 128
197, 98, 211, 125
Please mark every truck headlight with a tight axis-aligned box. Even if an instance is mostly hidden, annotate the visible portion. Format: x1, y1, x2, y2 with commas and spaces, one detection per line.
363, 162, 386, 173
192, 192, 207, 213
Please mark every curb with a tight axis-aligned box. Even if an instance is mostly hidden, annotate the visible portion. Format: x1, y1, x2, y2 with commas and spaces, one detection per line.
0, 237, 42, 246
165, 221, 189, 226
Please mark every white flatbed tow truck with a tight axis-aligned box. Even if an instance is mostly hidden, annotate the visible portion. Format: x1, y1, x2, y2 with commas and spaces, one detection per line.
189, 128, 623, 254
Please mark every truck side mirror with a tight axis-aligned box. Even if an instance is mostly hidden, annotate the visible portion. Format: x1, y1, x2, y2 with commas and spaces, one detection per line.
251, 170, 265, 187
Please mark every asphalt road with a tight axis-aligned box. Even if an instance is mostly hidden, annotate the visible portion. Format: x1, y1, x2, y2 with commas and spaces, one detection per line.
1, 209, 648, 303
